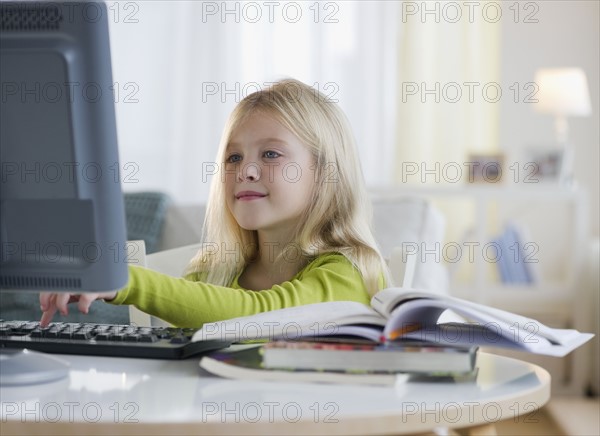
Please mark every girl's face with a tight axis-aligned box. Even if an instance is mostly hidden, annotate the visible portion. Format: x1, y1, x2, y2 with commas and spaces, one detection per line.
224, 112, 316, 237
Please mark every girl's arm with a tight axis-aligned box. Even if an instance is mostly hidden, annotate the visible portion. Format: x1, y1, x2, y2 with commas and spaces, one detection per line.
108, 253, 372, 328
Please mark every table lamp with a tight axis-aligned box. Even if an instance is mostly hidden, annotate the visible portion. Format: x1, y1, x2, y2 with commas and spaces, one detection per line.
533, 68, 592, 183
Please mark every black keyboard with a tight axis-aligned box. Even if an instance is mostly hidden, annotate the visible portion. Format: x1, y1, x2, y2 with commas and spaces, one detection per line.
0, 320, 230, 359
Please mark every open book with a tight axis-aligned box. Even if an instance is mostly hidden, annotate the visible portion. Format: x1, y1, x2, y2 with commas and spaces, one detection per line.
192, 288, 593, 357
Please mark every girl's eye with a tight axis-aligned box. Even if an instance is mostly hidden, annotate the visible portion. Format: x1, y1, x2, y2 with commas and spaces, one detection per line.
264, 151, 281, 159
226, 154, 242, 163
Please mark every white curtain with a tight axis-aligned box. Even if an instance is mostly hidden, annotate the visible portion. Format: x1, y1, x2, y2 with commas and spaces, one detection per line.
395, 1, 501, 185
108, 1, 400, 204
391, 1, 502, 260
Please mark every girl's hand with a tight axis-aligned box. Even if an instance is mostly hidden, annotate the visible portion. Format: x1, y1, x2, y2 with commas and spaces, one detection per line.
39, 291, 118, 327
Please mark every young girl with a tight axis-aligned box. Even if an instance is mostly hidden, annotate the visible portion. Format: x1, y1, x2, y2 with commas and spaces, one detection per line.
40, 79, 390, 328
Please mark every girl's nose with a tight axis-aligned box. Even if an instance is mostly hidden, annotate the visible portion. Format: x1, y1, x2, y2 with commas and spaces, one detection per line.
238, 162, 261, 182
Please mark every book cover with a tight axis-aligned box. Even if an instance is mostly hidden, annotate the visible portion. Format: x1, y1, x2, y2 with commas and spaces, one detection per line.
261, 341, 478, 373
494, 222, 536, 285
507, 221, 539, 284
504, 223, 529, 284
199, 344, 478, 386
492, 235, 510, 284
199, 344, 405, 386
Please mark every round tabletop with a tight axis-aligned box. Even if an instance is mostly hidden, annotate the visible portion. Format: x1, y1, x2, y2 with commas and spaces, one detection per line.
0, 351, 550, 435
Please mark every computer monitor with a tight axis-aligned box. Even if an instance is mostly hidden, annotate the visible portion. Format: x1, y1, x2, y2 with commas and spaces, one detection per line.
0, 0, 128, 291
0, 0, 128, 384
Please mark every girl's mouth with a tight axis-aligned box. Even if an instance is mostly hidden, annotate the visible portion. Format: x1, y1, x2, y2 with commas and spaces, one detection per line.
235, 191, 267, 201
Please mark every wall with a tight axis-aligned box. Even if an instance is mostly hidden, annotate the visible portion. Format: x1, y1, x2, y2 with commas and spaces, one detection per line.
107, 1, 599, 237
107, 2, 400, 204
499, 1, 599, 238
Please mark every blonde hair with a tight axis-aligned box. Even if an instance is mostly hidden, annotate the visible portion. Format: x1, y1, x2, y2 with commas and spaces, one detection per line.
187, 79, 389, 296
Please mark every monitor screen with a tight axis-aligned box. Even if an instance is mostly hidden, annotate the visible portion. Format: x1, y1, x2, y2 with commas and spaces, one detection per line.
0, 0, 128, 293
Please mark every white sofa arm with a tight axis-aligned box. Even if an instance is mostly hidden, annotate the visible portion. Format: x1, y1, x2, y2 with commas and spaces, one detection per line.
371, 195, 448, 294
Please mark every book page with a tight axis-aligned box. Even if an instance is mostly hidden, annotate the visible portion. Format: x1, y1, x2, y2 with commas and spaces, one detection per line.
380, 294, 594, 356
371, 288, 452, 317
193, 301, 384, 343
383, 298, 553, 352
370, 287, 414, 317
372, 287, 582, 345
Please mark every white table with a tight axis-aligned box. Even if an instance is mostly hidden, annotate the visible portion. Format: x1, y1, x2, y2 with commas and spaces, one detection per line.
0, 351, 550, 435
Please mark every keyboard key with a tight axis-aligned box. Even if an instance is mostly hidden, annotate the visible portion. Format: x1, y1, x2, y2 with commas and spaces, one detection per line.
45, 330, 60, 339
30, 330, 44, 338
73, 330, 93, 340
139, 334, 158, 343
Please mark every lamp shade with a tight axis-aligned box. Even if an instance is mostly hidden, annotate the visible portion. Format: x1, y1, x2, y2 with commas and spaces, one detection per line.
534, 68, 592, 116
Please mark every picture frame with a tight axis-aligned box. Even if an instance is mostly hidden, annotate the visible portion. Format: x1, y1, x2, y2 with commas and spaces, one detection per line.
466, 153, 505, 183
522, 146, 569, 183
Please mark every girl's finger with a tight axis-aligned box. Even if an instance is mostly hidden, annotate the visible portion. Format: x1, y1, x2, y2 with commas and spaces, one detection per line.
40, 306, 58, 327
39, 292, 53, 312
76, 293, 98, 315
55, 293, 73, 316
40, 294, 58, 327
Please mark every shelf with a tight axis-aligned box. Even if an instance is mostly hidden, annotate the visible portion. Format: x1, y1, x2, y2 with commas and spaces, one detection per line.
399, 184, 592, 395
369, 184, 585, 201
453, 282, 572, 297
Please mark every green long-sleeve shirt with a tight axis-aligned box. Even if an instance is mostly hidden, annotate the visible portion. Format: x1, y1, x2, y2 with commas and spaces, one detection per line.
109, 253, 372, 328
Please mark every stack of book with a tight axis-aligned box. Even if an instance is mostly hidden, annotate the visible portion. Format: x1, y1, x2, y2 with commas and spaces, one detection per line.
196, 288, 593, 386
200, 341, 478, 386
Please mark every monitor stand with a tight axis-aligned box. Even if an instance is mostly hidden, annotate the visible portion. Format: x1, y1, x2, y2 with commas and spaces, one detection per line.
0, 349, 69, 386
